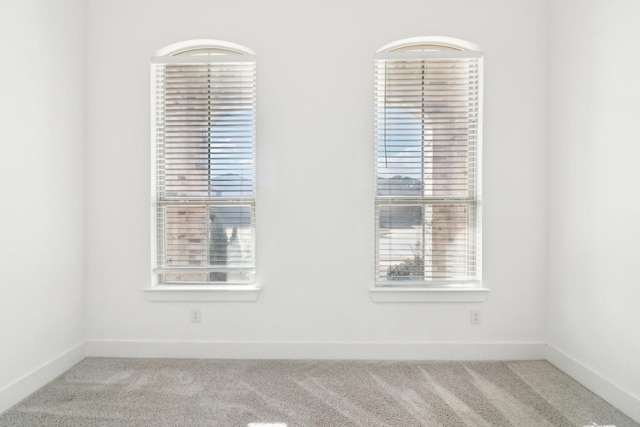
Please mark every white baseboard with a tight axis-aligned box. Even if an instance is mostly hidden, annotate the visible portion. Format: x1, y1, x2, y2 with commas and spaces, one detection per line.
546, 345, 640, 424
0, 342, 85, 414
85, 340, 546, 361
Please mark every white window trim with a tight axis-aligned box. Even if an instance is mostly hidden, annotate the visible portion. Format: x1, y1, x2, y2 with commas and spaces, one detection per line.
144, 284, 260, 302
148, 39, 260, 301
369, 287, 489, 303
371, 37, 487, 302
154, 39, 257, 57
376, 36, 482, 54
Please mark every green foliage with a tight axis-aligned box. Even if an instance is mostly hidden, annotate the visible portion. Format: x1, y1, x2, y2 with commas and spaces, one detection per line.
387, 254, 424, 280
387, 242, 424, 280
209, 212, 228, 282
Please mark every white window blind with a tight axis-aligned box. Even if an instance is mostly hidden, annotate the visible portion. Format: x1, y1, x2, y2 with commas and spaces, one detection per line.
152, 41, 256, 285
375, 38, 482, 286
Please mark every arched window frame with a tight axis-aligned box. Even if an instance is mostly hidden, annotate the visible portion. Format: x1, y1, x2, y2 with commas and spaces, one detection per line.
149, 39, 258, 298
373, 37, 486, 301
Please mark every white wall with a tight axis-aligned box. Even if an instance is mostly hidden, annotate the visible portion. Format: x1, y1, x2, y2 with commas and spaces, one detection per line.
548, 0, 640, 420
85, 0, 549, 356
0, 0, 86, 409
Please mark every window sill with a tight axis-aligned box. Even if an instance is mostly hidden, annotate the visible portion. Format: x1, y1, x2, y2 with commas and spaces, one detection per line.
369, 287, 490, 303
144, 285, 261, 302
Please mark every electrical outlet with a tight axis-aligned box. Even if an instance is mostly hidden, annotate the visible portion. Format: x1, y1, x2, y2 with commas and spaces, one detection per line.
190, 309, 201, 323
470, 309, 482, 325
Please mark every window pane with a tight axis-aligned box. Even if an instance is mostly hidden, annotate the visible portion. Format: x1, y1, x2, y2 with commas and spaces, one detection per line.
163, 205, 209, 282
160, 63, 255, 200
376, 109, 423, 196
160, 204, 255, 284
206, 204, 254, 283
377, 205, 424, 281
376, 203, 477, 283
427, 204, 476, 280
375, 58, 478, 199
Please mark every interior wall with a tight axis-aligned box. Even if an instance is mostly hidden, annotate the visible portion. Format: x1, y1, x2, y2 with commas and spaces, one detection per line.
85, 0, 549, 353
548, 0, 640, 416
0, 0, 85, 393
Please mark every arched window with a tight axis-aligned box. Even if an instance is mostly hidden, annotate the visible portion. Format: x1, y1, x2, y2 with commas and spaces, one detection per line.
152, 40, 256, 285
375, 37, 482, 287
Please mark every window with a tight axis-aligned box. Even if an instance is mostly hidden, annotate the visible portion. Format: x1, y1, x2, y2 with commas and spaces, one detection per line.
151, 40, 256, 287
374, 37, 482, 289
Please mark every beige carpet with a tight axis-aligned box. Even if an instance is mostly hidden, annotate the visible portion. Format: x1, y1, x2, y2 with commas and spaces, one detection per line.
0, 358, 637, 426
